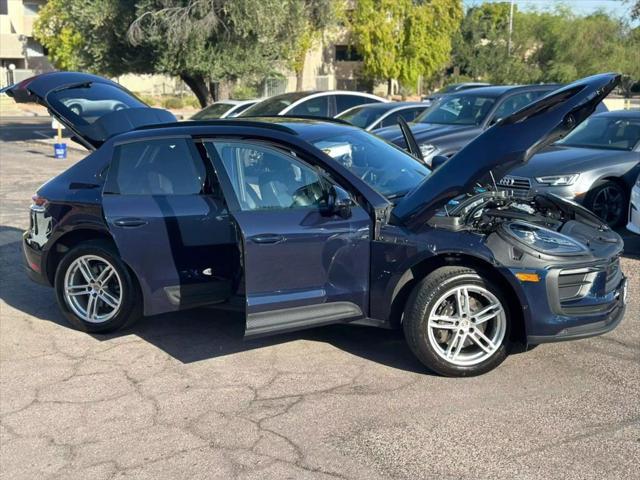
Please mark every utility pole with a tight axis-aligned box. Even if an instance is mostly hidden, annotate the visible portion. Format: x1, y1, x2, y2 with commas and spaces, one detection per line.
507, 0, 515, 56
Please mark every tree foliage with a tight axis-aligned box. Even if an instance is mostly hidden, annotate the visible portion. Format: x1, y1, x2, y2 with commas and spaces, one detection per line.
451, 4, 640, 94
351, 0, 463, 95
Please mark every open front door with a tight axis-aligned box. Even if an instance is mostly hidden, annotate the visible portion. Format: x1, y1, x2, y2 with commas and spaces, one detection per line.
203, 139, 371, 337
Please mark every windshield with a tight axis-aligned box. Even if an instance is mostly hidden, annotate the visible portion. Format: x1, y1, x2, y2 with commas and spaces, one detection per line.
556, 116, 640, 151
240, 92, 310, 116
311, 129, 430, 198
336, 105, 388, 128
191, 103, 235, 120
415, 94, 496, 126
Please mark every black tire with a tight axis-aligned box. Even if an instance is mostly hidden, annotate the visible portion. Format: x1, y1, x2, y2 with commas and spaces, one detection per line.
54, 240, 142, 333
403, 266, 511, 377
583, 180, 628, 228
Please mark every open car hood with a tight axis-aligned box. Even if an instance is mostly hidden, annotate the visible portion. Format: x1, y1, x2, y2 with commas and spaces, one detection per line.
1, 71, 175, 149
392, 73, 621, 231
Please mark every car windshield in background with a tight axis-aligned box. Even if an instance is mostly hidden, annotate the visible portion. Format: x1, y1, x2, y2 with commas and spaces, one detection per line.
415, 94, 496, 126
336, 105, 389, 128
191, 103, 235, 120
311, 129, 430, 198
48, 83, 146, 124
240, 92, 310, 116
556, 116, 640, 151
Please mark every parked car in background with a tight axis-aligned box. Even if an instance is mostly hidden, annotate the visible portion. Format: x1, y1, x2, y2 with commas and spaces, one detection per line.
501, 110, 640, 227
422, 82, 491, 105
628, 173, 640, 234
239, 90, 387, 118
3, 71, 627, 377
336, 102, 428, 131
374, 84, 562, 164
190, 99, 259, 120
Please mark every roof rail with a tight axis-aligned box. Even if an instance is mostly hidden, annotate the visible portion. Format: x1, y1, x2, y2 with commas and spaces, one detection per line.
242, 114, 353, 126
133, 119, 299, 135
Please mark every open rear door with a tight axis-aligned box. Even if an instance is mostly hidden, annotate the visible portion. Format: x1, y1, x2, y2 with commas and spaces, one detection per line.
2, 72, 175, 149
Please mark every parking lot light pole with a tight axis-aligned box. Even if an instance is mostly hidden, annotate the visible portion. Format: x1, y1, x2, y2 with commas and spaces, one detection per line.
508, 0, 515, 56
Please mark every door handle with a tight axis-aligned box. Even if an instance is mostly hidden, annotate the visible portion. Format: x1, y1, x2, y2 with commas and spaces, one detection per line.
113, 218, 148, 228
249, 233, 285, 244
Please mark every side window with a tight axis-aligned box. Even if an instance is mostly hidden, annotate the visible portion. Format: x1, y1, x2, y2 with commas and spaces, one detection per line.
492, 91, 546, 122
400, 107, 426, 122
380, 112, 401, 128
207, 141, 325, 211
106, 138, 208, 195
336, 95, 375, 114
289, 96, 329, 117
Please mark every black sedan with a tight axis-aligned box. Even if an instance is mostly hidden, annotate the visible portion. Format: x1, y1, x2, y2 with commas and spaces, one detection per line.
375, 84, 563, 163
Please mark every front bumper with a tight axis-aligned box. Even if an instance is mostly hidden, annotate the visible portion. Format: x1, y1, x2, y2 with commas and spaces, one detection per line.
509, 258, 627, 345
527, 277, 627, 343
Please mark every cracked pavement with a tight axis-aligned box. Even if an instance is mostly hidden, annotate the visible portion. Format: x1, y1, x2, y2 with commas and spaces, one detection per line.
1, 117, 639, 479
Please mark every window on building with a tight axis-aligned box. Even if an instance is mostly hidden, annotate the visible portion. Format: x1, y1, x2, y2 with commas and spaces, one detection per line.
23, 2, 41, 15
335, 45, 363, 62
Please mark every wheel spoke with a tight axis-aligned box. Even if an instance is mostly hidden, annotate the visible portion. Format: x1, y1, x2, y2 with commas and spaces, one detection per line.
96, 265, 114, 285
77, 258, 95, 282
469, 328, 497, 354
446, 331, 466, 361
98, 290, 119, 309
86, 295, 98, 320
472, 303, 503, 324
428, 315, 458, 330
65, 285, 91, 296
456, 287, 470, 316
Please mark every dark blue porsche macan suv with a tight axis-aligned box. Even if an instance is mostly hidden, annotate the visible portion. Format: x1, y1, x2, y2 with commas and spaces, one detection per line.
3, 72, 628, 376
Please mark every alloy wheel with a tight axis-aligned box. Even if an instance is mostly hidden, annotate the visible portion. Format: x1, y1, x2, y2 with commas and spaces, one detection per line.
63, 255, 123, 323
426, 285, 507, 367
591, 185, 624, 226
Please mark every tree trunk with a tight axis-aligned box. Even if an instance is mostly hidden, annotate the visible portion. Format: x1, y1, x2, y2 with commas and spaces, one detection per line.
217, 80, 233, 101
296, 69, 304, 91
180, 74, 211, 107
387, 78, 393, 97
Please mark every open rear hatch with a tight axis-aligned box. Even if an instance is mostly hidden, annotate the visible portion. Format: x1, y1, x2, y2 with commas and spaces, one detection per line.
2, 71, 175, 149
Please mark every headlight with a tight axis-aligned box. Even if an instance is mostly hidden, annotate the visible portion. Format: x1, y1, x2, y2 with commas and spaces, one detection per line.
505, 221, 588, 255
535, 174, 580, 186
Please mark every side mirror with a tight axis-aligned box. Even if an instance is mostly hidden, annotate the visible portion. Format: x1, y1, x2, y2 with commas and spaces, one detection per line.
321, 185, 353, 219
431, 155, 448, 170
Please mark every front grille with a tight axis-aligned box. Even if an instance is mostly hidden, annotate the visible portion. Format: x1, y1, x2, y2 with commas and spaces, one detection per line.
498, 175, 531, 197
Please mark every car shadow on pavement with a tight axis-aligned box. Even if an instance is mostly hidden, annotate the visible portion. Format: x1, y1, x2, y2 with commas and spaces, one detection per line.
0, 225, 427, 374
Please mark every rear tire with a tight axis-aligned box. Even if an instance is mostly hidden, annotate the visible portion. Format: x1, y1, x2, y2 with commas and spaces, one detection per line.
403, 266, 511, 377
54, 240, 142, 333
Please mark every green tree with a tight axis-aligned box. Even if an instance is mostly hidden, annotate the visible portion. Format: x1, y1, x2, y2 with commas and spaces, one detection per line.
289, 1, 342, 91
351, 0, 463, 96
34, 0, 155, 76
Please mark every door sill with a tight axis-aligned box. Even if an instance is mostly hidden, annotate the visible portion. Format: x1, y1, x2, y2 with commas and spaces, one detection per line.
245, 302, 363, 338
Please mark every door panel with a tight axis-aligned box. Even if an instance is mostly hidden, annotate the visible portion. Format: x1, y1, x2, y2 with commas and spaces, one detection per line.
103, 138, 239, 316
205, 140, 371, 336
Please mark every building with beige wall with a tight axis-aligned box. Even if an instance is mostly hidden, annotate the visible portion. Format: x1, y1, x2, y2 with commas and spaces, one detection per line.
1, 0, 51, 82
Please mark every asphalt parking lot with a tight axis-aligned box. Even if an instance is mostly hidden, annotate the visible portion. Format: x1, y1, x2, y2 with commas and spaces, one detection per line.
1, 117, 639, 480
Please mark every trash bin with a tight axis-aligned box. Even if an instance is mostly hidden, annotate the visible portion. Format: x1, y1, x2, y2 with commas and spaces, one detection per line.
54, 143, 67, 159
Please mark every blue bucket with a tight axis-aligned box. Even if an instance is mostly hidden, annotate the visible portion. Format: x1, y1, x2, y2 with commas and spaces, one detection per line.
54, 143, 67, 159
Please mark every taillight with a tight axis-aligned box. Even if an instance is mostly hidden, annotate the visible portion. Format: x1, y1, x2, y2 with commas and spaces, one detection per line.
31, 194, 47, 207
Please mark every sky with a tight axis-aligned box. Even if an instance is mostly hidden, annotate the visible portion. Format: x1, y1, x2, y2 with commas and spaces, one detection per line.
463, 0, 633, 18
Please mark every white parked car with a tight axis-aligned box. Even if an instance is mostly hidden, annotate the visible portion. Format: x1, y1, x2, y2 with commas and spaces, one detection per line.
628, 173, 640, 234
190, 100, 259, 120
239, 90, 388, 118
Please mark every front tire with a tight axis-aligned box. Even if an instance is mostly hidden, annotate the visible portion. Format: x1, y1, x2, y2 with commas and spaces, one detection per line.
403, 266, 511, 377
584, 180, 628, 227
54, 240, 142, 333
